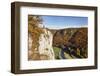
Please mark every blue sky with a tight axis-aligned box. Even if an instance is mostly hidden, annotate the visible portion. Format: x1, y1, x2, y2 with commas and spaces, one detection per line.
41, 16, 88, 29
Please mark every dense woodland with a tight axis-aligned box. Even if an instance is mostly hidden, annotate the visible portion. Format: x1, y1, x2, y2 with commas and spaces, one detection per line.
52, 28, 88, 59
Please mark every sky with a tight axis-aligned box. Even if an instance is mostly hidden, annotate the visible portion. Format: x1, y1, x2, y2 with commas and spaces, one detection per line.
41, 15, 88, 29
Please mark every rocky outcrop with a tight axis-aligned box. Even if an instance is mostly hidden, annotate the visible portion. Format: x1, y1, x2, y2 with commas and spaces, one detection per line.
38, 29, 55, 60
28, 15, 55, 60
29, 27, 55, 60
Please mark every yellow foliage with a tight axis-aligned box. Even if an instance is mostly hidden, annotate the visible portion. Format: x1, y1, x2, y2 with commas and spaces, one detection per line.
28, 15, 43, 60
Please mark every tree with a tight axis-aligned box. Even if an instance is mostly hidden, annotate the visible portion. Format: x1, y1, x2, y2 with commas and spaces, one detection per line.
28, 15, 43, 60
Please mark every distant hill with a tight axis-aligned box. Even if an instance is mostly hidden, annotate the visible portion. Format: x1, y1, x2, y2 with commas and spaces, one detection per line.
48, 28, 87, 47
49, 27, 88, 58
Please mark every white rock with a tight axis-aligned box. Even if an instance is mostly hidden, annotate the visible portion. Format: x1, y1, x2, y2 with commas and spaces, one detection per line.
39, 29, 55, 60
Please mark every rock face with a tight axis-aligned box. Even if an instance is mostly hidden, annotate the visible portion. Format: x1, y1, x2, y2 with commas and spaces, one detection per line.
28, 28, 55, 60
38, 29, 55, 60
28, 15, 55, 60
